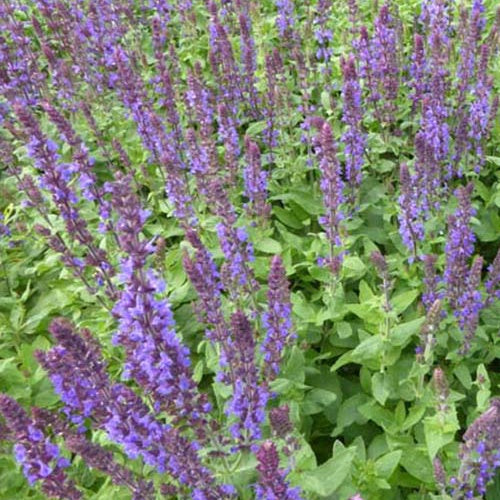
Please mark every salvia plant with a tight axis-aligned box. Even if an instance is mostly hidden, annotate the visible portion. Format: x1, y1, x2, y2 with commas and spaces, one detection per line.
0, 0, 499, 499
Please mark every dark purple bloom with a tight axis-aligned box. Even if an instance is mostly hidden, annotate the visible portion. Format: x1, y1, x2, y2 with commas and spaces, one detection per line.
467, 45, 498, 172
207, 2, 242, 116
36, 319, 228, 498
106, 174, 211, 428
316, 122, 344, 273
452, 399, 500, 498
217, 103, 240, 183
421, 254, 442, 310
398, 164, 424, 258
458, 257, 484, 353
275, 0, 296, 39
313, 0, 333, 65
0, 395, 81, 499
225, 311, 269, 443
32, 408, 154, 500
243, 137, 270, 219
444, 184, 476, 311
485, 246, 500, 303
269, 405, 293, 438
239, 11, 259, 114
340, 55, 365, 189
13, 103, 114, 290
112, 47, 194, 223
255, 441, 302, 499
261, 256, 295, 377
183, 228, 227, 343
409, 34, 427, 108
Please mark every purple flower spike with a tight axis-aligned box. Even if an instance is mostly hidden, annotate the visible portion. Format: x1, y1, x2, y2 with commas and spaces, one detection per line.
340, 54, 365, 189
243, 137, 271, 220
226, 311, 269, 443
261, 256, 295, 378
452, 399, 500, 497
444, 184, 476, 312
0, 395, 81, 499
255, 441, 303, 499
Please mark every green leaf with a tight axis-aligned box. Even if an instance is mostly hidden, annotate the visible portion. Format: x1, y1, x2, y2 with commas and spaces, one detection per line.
342, 256, 367, 280
299, 446, 356, 497
400, 446, 434, 483
337, 321, 353, 339
281, 346, 305, 383
358, 400, 397, 432
303, 388, 337, 415
423, 412, 459, 460
391, 290, 419, 314
372, 372, 390, 406
402, 404, 426, 431
453, 365, 472, 390
391, 317, 425, 346
254, 237, 282, 254
273, 206, 303, 229
375, 450, 402, 479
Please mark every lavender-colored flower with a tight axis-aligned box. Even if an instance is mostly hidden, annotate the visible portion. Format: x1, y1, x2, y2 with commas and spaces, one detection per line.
340, 54, 365, 189
451, 399, 500, 498
36, 318, 228, 498
32, 408, 154, 500
409, 34, 427, 108
255, 441, 303, 499
13, 103, 114, 289
467, 45, 498, 172
371, 4, 399, 123
453, 2, 487, 162
206, 178, 257, 295
313, 0, 333, 65
151, 16, 183, 150
275, 0, 296, 39
239, 11, 259, 114
0, 395, 81, 499
207, 2, 242, 116
444, 184, 476, 311
485, 246, 500, 303
112, 47, 194, 223
243, 137, 270, 219
316, 122, 344, 273
183, 228, 227, 343
269, 405, 293, 438
107, 174, 210, 428
398, 164, 424, 258
421, 254, 442, 310
217, 103, 240, 182
263, 49, 283, 152
261, 256, 295, 377
458, 257, 484, 354
225, 311, 269, 442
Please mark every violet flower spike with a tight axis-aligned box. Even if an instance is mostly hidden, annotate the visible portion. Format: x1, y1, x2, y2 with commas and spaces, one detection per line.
255, 441, 303, 499
261, 255, 295, 378
340, 54, 365, 188
0, 394, 81, 499
451, 399, 500, 498
444, 184, 476, 312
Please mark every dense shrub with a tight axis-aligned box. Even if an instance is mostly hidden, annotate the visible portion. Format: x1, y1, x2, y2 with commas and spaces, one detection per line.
0, 0, 499, 499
